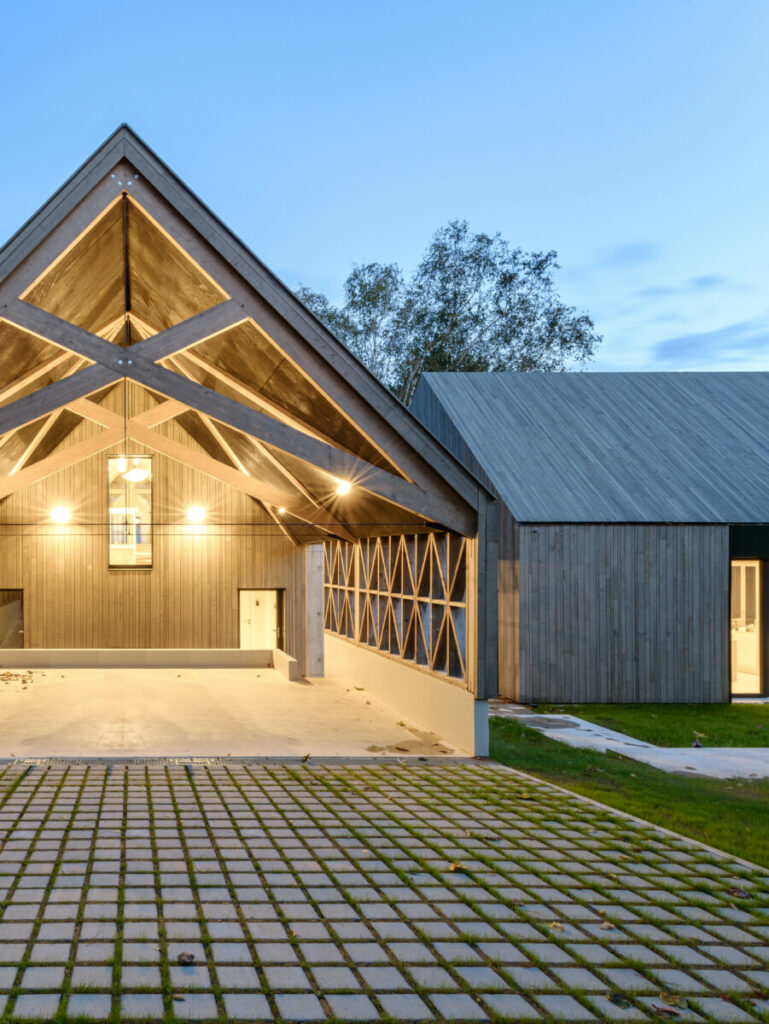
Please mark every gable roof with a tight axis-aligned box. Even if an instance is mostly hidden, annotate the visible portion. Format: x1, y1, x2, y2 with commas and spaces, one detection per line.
0, 126, 485, 539
412, 371, 769, 524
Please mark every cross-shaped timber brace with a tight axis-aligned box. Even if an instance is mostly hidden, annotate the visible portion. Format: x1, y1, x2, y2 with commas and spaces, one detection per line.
0, 299, 474, 534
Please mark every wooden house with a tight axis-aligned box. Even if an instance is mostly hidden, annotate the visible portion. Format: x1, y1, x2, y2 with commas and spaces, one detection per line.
412, 371, 769, 702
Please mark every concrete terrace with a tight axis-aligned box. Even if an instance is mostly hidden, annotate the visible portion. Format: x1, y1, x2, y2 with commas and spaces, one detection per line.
0, 669, 458, 758
0, 760, 764, 1022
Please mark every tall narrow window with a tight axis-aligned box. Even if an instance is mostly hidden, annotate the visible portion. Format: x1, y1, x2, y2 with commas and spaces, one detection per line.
108, 456, 153, 568
731, 559, 761, 695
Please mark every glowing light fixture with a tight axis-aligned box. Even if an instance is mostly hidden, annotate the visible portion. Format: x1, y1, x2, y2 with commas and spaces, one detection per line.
277, 506, 286, 515
50, 506, 71, 524
186, 505, 206, 523
336, 479, 351, 496
122, 458, 150, 483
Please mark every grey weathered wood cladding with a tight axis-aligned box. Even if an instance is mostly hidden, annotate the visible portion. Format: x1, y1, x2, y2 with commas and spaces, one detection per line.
501, 520, 730, 703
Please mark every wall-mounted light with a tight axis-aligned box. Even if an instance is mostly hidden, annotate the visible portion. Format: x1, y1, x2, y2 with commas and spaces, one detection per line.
50, 506, 71, 524
335, 479, 351, 496
186, 506, 206, 523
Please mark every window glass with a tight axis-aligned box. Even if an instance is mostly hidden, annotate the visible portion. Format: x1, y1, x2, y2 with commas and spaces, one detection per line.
108, 456, 152, 567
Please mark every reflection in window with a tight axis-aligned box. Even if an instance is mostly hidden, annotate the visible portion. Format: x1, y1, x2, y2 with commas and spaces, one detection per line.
108, 456, 152, 567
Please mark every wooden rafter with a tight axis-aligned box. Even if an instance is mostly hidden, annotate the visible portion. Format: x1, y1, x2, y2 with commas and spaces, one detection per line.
0, 399, 184, 501
0, 299, 473, 533
174, 404, 300, 548
0, 428, 123, 501
166, 354, 348, 530
66, 397, 354, 539
9, 411, 61, 475
196, 414, 299, 546
177, 348, 366, 454
130, 300, 245, 361
116, 185, 412, 480
0, 351, 74, 407
0, 129, 482, 542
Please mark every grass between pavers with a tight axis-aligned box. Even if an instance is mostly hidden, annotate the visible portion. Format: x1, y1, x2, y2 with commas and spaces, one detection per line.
1, 760, 768, 1024
490, 716, 769, 869
529, 701, 769, 747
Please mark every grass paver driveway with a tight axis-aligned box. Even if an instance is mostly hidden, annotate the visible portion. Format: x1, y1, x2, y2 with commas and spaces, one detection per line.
0, 759, 764, 1023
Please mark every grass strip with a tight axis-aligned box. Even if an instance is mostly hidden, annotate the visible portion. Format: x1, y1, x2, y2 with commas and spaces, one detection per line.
490, 717, 769, 868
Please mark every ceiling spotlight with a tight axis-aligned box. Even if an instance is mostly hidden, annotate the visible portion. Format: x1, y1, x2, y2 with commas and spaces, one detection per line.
51, 506, 71, 524
186, 506, 206, 523
336, 479, 351, 496
277, 506, 286, 515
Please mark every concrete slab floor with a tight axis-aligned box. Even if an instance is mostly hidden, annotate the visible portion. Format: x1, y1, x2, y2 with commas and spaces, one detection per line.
0, 668, 458, 758
0, 759, 763, 1023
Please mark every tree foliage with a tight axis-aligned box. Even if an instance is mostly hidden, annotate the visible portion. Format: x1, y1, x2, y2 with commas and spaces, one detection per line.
297, 220, 601, 404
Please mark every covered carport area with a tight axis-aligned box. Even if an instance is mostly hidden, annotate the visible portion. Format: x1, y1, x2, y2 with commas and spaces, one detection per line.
0, 126, 497, 759
0, 663, 459, 758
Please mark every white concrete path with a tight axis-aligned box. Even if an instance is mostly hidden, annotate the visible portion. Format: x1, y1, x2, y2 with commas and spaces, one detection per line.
490, 702, 769, 779
0, 666, 458, 758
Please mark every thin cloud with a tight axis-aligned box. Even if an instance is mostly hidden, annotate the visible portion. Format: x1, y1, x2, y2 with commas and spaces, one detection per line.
654, 319, 769, 367
635, 275, 730, 300
596, 242, 661, 269
688, 274, 728, 290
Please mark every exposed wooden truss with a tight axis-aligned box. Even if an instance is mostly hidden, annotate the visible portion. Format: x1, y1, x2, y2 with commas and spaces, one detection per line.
65, 397, 354, 540
0, 299, 472, 532
0, 127, 483, 540
165, 354, 351, 530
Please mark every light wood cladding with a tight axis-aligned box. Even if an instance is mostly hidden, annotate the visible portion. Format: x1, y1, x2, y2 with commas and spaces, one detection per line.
0, 323, 74, 408
0, 384, 305, 658
510, 522, 730, 703
23, 199, 226, 337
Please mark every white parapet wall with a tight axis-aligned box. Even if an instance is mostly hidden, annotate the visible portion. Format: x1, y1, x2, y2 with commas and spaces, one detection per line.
324, 633, 488, 756
0, 649, 274, 669
273, 648, 299, 681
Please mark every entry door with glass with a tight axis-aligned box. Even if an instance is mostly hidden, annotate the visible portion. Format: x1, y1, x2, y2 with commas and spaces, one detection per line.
731, 559, 762, 695
239, 589, 283, 650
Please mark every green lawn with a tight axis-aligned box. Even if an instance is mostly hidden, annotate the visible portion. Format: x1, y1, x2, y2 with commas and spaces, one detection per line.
490, 716, 769, 868
531, 701, 769, 746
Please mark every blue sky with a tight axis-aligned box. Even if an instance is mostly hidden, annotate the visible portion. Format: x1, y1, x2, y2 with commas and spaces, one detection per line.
0, 0, 767, 371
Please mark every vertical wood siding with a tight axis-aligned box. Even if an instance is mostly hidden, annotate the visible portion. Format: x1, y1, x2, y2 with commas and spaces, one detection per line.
0, 387, 305, 661
497, 506, 520, 699
511, 523, 730, 703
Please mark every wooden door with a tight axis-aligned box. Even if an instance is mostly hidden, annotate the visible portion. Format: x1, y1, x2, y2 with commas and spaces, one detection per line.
239, 589, 279, 650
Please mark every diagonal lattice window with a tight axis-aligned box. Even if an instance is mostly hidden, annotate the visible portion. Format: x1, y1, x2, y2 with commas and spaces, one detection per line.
324, 533, 466, 681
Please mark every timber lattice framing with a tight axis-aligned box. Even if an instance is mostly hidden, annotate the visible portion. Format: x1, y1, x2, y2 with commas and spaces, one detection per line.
323, 534, 467, 682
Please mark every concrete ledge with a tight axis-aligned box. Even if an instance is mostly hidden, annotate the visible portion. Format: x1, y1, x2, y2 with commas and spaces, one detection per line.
0, 649, 273, 669
324, 634, 488, 756
273, 649, 299, 681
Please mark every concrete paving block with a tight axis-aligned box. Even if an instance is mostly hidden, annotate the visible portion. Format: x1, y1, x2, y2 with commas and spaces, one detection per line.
121, 965, 163, 989
429, 992, 489, 1020
274, 992, 327, 1020
66, 993, 112, 1019
483, 993, 541, 1019
120, 992, 165, 1020
11, 993, 61, 1019
222, 992, 273, 1021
